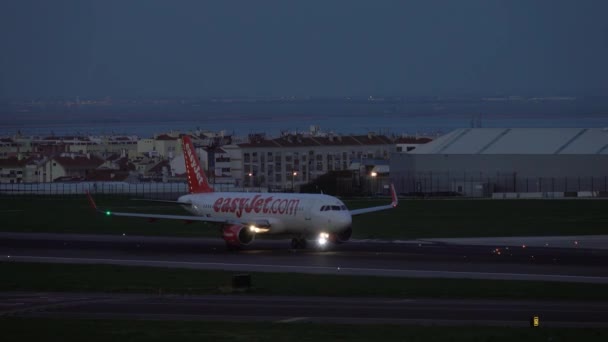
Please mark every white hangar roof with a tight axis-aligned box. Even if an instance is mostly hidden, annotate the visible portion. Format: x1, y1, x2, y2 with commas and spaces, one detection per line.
412, 128, 608, 155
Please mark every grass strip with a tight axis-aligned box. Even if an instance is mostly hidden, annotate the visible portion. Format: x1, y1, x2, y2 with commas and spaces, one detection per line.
1, 196, 607, 239
1, 318, 607, 342
2, 262, 608, 300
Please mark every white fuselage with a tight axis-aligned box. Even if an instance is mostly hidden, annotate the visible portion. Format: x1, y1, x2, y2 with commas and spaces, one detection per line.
178, 192, 352, 236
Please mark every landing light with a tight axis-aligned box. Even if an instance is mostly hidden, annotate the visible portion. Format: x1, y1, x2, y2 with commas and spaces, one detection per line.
249, 225, 269, 233
318, 232, 329, 246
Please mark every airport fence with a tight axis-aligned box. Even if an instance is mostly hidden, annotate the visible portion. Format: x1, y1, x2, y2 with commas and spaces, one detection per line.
391, 172, 608, 198
2, 174, 608, 199
0, 181, 242, 199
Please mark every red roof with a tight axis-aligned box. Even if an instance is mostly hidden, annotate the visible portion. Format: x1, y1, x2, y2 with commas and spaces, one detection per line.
0, 157, 27, 167
54, 155, 104, 168
155, 134, 178, 141
395, 136, 432, 144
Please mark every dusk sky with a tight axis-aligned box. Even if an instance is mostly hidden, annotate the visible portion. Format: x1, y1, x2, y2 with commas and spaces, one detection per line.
1, 0, 607, 98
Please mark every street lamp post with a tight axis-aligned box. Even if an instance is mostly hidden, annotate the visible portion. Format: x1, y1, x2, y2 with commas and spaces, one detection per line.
291, 171, 298, 192
371, 171, 377, 196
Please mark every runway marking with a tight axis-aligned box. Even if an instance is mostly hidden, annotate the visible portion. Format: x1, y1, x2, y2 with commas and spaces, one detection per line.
6, 255, 608, 284
277, 317, 308, 323
386, 299, 414, 304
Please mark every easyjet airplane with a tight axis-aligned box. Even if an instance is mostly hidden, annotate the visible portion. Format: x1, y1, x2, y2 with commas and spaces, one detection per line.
88, 136, 398, 249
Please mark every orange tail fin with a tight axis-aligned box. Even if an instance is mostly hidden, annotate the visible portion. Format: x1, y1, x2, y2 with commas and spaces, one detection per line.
181, 135, 213, 194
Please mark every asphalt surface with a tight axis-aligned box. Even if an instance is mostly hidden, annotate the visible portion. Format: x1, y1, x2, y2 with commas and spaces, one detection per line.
2, 232, 608, 283
2, 292, 608, 327
2, 232, 608, 326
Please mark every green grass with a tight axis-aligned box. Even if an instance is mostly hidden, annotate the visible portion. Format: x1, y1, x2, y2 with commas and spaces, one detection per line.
1, 318, 607, 342
0, 195, 218, 237
1, 196, 607, 239
2, 262, 608, 301
348, 198, 608, 239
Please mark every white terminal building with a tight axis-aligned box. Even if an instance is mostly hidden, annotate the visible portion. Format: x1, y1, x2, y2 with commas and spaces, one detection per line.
390, 128, 608, 197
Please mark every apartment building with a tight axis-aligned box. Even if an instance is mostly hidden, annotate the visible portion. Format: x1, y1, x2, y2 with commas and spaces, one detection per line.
234, 133, 395, 190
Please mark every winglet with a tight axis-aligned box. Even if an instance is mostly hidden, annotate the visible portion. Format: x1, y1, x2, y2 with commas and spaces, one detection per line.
85, 190, 97, 210
390, 184, 398, 208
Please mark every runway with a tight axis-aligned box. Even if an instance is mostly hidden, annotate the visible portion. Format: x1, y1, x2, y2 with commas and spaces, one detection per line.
2, 232, 608, 283
2, 292, 608, 327
2, 232, 608, 327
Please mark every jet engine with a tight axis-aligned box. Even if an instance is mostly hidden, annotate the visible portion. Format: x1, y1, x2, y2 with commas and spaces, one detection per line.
329, 226, 352, 244
222, 224, 255, 247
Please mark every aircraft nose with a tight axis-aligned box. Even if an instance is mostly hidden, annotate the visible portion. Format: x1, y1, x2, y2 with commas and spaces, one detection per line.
337, 213, 352, 228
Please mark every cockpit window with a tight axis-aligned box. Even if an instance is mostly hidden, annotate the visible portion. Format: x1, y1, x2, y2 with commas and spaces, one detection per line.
321, 205, 348, 211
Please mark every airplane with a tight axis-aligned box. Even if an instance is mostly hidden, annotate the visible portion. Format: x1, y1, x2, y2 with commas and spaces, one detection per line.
87, 135, 398, 249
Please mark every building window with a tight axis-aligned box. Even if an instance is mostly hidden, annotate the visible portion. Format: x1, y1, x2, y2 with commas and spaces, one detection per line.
316, 161, 323, 171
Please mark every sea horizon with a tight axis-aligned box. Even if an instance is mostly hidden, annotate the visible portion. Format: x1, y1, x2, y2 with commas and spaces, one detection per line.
2, 99, 607, 138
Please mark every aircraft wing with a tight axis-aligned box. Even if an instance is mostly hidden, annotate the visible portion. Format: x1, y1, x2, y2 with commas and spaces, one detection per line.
130, 199, 192, 206
349, 184, 398, 216
87, 191, 269, 227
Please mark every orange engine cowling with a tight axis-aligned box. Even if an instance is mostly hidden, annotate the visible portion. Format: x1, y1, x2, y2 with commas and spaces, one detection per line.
222, 224, 255, 247
329, 226, 352, 244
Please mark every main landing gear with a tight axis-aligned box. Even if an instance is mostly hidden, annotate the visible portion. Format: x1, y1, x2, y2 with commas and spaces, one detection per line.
291, 237, 308, 249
